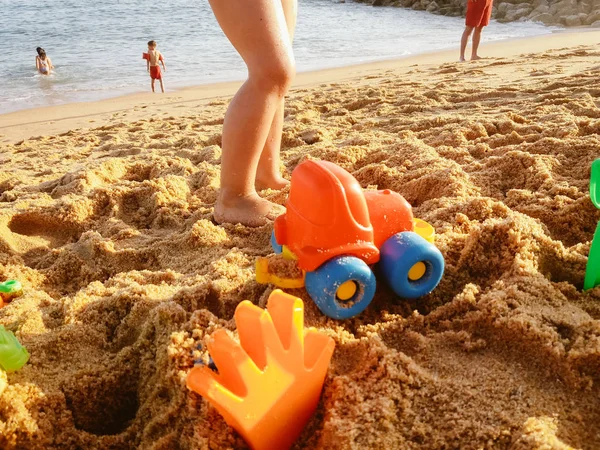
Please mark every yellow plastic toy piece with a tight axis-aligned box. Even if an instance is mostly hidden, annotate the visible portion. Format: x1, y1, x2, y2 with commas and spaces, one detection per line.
255, 258, 305, 289
413, 218, 435, 243
336, 280, 357, 300
187, 290, 335, 450
281, 245, 298, 261
408, 261, 427, 281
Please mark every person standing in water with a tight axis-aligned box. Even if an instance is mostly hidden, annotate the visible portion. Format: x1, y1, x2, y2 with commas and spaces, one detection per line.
143, 40, 166, 93
208, 0, 297, 227
36, 47, 54, 75
459, 0, 494, 62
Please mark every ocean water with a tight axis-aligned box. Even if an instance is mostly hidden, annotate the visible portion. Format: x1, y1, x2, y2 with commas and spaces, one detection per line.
1, 0, 556, 114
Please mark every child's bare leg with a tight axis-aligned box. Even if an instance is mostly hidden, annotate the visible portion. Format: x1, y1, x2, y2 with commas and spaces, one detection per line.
460, 26, 473, 62
160, 78, 165, 93
256, 0, 297, 192
209, 0, 295, 227
151, 78, 155, 93
471, 27, 483, 60
256, 100, 289, 191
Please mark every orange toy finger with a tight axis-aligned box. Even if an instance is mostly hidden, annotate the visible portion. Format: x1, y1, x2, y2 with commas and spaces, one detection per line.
304, 328, 336, 374
206, 329, 256, 397
235, 300, 268, 371
186, 365, 242, 409
258, 309, 288, 366
267, 290, 304, 354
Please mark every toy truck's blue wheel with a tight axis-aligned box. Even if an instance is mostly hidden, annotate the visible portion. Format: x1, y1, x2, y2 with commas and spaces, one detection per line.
380, 231, 444, 299
270, 230, 283, 254
305, 256, 376, 320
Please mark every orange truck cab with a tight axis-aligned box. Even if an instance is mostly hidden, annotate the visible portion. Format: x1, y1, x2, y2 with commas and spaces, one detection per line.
259, 160, 444, 320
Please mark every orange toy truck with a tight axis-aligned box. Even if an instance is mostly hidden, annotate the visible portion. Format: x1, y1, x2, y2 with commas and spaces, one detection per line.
256, 159, 445, 320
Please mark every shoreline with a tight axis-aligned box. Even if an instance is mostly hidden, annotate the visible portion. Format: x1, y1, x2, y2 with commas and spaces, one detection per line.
2, 29, 600, 145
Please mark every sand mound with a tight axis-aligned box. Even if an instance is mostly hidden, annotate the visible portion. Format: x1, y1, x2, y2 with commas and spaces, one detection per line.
1, 44, 600, 449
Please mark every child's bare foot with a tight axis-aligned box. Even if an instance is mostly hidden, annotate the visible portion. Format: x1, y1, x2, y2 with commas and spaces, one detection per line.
213, 191, 285, 227
255, 175, 290, 191
471, 55, 483, 61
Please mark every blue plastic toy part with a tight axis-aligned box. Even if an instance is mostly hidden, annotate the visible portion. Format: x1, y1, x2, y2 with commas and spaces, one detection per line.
199, 356, 218, 372
305, 256, 376, 320
192, 344, 218, 372
270, 230, 283, 254
379, 231, 444, 299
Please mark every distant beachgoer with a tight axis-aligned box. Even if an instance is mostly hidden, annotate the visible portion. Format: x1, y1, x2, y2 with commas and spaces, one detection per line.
208, 0, 297, 227
36, 47, 54, 75
143, 40, 166, 93
459, 0, 494, 62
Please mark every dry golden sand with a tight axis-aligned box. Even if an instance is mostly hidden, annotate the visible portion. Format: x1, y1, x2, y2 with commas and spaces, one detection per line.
1, 41, 600, 449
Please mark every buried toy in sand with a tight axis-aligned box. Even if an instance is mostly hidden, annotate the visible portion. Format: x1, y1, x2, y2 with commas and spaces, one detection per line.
0, 280, 23, 309
0, 282, 28, 373
584, 158, 600, 290
187, 290, 335, 450
256, 159, 445, 319
0, 326, 29, 373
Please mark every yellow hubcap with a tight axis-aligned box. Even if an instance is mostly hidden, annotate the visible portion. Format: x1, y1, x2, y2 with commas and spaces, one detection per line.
408, 262, 427, 281
336, 280, 357, 301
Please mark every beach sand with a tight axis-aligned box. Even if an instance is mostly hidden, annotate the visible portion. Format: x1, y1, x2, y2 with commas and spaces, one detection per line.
1, 30, 600, 449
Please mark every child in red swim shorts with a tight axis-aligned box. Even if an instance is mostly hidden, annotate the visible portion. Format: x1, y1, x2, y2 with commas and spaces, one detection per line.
459, 0, 494, 62
143, 40, 167, 93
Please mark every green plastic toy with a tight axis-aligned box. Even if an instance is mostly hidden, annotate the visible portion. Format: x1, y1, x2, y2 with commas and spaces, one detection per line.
584, 159, 600, 290
585, 223, 600, 291
0, 325, 29, 372
591, 159, 600, 209
0, 280, 23, 305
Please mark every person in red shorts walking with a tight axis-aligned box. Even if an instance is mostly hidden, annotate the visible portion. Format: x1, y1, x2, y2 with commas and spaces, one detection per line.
460, 0, 494, 62
143, 40, 167, 93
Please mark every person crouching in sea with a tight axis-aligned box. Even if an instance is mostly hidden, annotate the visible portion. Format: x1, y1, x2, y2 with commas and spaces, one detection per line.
36, 47, 54, 75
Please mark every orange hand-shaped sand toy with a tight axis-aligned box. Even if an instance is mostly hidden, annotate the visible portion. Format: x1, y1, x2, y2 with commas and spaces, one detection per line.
256, 159, 445, 319
186, 290, 335, 450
